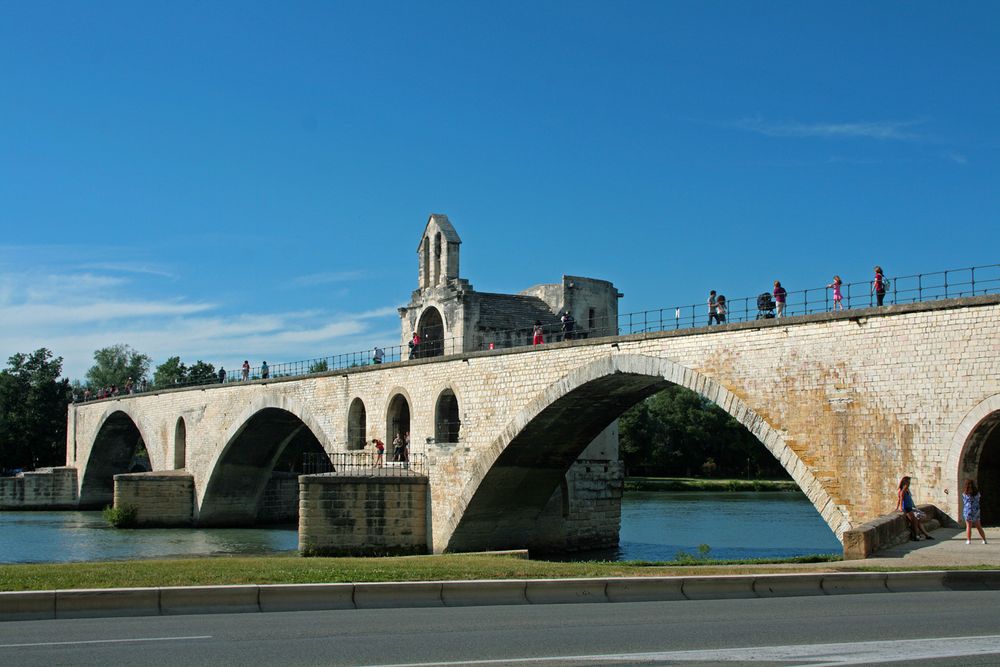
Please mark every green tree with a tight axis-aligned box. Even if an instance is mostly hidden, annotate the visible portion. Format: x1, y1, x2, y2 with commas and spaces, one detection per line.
0, 348, 72, 469
186, 360, 216, 385
153, 356, 188, 388
619, 385, 788, 479
85, 344, 151, 390
308, 359, 329, 373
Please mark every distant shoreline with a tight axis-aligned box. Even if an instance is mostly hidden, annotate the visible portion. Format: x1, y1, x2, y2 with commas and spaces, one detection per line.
625, 477, 797, 492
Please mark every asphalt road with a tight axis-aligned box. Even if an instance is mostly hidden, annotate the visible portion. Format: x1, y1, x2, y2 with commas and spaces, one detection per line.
3, 590, 1000, 666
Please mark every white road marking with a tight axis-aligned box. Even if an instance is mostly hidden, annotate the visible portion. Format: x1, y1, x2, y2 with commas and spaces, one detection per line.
365, 634, 1000, 666
0, 635, 211, 649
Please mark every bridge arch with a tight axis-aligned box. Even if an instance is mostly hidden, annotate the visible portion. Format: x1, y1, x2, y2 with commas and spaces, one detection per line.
197, 395, 330, 525
79, 408, 155, 508
443, 353, 848, 552
949, 394, 1000, 524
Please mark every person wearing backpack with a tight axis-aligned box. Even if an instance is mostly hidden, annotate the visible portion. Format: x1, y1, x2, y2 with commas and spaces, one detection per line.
872, 266, 888, 306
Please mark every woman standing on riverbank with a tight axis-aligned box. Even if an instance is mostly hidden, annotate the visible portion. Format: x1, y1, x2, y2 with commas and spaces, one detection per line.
964, 480, 988, 545
896, 476, 932, 541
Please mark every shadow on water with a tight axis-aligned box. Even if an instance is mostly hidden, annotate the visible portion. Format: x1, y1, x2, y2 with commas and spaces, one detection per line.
548, 490, 843, 562
0, 511, 299, 564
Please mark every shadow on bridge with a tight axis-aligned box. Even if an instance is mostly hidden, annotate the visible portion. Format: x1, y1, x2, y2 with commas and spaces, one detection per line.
198, 408, 329, 526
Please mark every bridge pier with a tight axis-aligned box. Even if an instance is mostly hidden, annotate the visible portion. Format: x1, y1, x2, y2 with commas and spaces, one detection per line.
299, 470, 429, 556
114, 471, 194, 526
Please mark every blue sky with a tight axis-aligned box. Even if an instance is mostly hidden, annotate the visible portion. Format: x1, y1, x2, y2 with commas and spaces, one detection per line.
2, 2, 998, 380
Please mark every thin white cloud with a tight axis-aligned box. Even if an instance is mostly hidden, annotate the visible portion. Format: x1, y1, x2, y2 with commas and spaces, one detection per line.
290, 270, 365, 287
732, 118, 925, 141
944, 151, 968, 165
79, 262, 177, 279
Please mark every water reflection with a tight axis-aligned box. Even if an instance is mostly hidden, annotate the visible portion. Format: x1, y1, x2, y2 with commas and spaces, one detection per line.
0, 490, 842, 564
0, 512, 298, 564
610, 490, 841, 561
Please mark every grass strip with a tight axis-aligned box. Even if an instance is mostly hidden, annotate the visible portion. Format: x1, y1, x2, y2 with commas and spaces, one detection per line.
0, 552, 901, 593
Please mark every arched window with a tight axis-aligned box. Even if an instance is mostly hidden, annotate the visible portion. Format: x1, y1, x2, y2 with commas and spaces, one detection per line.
348, 398, 367, 450
435, 389, 461, 443
433, 232, 442, 286
174, 417, 187, 469
422, 236, 431, 289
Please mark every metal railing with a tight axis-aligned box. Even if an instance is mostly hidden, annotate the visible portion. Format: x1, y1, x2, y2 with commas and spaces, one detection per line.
74, 262, 1000, 401
302, 451, 425, 476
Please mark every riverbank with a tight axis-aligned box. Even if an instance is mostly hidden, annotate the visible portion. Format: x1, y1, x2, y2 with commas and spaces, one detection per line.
0, 552, 854, 592
625, 477, 797, 492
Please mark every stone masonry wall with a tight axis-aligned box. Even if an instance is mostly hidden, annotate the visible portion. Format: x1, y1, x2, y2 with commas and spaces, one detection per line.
298, 473, 428, 556
69, 296, 1000, 552
114, 471, 193, 526
0, 467, 78, 510
256, 472, 299, 524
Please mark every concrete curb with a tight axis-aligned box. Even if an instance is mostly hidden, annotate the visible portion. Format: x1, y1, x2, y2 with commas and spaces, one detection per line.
2, 570, 999, 622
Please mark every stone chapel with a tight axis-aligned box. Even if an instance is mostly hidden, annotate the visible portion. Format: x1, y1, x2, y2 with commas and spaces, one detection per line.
398, 214, 624, 357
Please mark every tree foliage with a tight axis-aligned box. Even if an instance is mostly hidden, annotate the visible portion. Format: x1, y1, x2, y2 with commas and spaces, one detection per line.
0, 348, 71, 470
85, 344, 151, 390
619, 385, 788, 479
153, 356, 188, 388
186, 360, 217, 384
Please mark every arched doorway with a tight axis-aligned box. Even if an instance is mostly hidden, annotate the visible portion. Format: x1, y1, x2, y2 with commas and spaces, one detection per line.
386, 393, 411, 460
79, 411, 149, 508
435, 389, 461, 443
958, 410, 1000, 525
417, 307, 445, 358
348, 398, 367, 450
174, 417, 187, 469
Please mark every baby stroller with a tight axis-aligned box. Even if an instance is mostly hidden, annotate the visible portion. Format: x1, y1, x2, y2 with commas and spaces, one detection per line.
756, 292, 776, 319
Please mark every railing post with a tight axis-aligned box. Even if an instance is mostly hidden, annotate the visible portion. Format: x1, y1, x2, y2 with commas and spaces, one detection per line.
971, 266, 976, 296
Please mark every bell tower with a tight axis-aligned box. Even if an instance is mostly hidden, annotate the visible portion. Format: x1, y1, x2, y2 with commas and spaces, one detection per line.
418, 214, 461, 290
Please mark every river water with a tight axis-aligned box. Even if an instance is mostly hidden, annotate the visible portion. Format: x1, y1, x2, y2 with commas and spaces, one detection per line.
0, 490, 840, 564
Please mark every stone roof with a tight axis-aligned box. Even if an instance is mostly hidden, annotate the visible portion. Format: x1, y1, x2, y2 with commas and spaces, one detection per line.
417, 214, 461, 250
476, 293, 562, 330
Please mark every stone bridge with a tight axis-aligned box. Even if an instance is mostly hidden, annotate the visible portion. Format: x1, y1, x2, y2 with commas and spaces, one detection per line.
64, 295, 1000, 553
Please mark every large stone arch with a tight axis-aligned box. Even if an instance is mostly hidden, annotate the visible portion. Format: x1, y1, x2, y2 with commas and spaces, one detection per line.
442, 353, 849, 552
197, 396, 330, 525
79, 408, 156, 508
948, 393, 1000, 523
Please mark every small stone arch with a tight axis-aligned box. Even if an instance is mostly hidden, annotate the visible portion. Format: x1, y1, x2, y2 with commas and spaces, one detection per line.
442, 353, 848, 552
417, 306, 446, 358
435, 388, 461, 444
433, 232, 442, 286
174, 417, 187, 469
79, 409, 154, 508
948, 394, 1000, 524
385, 390, 413, 458
348, 397, 367, 450
422, 236, 431, 289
